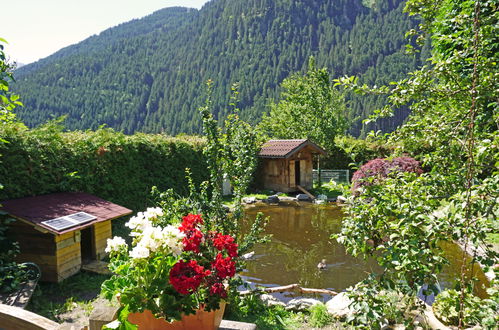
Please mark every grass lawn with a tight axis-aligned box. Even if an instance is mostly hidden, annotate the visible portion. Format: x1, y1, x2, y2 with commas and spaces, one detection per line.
27, 272, 109, 322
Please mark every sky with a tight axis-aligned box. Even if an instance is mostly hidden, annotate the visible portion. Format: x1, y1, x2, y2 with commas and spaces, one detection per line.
2, 0, 211, 65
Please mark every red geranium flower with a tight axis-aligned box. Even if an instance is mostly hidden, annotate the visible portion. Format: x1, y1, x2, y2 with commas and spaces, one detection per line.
213, 233, 238, 257
182, 228, 203, 253
209, 282, 227, 298
170, 260, 211, 295
179, 214, 203, 232
179, 214, 204, 253
212, 253, 236, 279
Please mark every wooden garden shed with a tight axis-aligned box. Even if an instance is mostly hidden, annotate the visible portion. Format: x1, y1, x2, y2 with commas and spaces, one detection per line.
1, 192, 132, 282
258, 139, 326, 193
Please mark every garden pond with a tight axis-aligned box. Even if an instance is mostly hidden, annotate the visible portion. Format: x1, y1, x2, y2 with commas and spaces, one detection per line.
242, 201, 489, 302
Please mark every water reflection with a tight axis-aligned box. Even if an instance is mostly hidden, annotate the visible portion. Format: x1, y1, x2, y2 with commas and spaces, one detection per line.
242, 201, 380, 295
242, 201, 489, 300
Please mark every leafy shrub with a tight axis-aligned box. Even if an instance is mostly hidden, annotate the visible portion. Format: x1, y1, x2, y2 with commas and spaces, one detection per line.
432, 288, 498, 328
0, 121, 208, 211
308, 303, 333, 328
343, 277, 410, 329
351, 156, 422, 191
0, 214, 28, 293
323, 135, 394, 171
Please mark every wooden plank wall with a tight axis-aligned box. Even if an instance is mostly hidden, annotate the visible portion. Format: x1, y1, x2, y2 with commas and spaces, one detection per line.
9, 219, 82, 282
94, 220, 112, 260
55, 231, 81, 282
9, 220, 59, 282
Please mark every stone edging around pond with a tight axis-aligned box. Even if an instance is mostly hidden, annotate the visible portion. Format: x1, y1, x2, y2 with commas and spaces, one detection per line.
256, 292, 451, 330
242, 194, 346, 205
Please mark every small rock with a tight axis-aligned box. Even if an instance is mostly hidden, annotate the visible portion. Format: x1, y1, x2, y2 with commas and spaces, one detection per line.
326, 292, 354, 319
296, 194, 310, 201
241, 251, 255, 260
317, 194, 328, 201
286, 298, 321, 311
259, 294, 286, 307
267, 195, 280, 203
337, 195, 347, 203
242, 196, 256, 204
314, 199, 325, 204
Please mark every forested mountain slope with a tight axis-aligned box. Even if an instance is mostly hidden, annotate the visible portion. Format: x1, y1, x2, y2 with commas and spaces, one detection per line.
13, 0, 426, 135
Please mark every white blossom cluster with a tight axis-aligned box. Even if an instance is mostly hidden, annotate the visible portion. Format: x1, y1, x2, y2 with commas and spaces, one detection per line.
129, 224, 184, 259
120, 207, 184, 260
105, 236, 127, 254
125, 207, 164, 233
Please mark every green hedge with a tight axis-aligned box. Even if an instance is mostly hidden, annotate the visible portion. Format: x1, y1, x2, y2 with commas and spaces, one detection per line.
0, 122, 208, 211
321, 136, 394, 173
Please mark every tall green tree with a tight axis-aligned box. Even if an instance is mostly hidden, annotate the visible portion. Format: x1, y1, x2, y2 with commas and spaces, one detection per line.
259, 57, 351, 152
336, 0, 498, 327
0, 38, 20, 131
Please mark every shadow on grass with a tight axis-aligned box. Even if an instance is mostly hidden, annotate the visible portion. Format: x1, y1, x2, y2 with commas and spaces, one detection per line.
26, 272, 110, 321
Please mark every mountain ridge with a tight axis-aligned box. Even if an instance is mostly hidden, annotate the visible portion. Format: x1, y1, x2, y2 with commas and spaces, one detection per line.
13, 0, 425, 136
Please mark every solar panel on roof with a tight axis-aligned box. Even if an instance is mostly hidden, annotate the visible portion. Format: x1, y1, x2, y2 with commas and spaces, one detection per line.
66, 212, 96, 224
41, 217, 78, 231
41, 212, 96, 231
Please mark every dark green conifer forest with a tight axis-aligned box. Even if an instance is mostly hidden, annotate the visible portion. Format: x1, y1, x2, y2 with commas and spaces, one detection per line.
13, 0, 427, 136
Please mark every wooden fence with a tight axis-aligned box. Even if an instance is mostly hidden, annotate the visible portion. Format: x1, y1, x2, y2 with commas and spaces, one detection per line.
312, 169, 350, 184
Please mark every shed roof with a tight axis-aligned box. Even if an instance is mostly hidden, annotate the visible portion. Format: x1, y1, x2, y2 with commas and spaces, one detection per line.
1, 192, 132, 235
258, 139, 326, 159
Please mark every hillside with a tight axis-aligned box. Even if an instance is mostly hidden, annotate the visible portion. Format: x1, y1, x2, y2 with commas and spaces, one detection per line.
13, 0, 426, 135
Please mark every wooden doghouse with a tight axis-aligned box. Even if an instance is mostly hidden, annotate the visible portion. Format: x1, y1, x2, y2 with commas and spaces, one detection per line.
1, 192, 132, 282
258, 139, 326, 193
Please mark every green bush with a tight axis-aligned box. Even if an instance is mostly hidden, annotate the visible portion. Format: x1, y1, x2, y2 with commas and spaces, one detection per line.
433, 289, 498, 329
308, 303, 333, 328
0, 121, 208, 211
321, 136, 394, 172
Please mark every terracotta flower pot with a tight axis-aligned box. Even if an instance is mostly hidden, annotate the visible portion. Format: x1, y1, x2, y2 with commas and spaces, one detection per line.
127, 302, 226, 330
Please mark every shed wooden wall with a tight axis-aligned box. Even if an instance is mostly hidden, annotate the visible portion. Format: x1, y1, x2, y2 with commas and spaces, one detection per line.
9, 219, 112, 282
259, 147, 315, 192
9, 220, 81, 282
94, 220, 112, 260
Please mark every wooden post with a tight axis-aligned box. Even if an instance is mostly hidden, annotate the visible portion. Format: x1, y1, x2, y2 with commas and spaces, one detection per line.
88, 304, 119, 330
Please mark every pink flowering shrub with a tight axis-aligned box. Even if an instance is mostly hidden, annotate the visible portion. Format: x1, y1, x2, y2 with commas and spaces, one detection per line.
352, 157, 423, 191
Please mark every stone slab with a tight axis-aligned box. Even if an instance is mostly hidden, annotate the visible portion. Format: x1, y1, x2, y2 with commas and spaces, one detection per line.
220, 320, 257, 330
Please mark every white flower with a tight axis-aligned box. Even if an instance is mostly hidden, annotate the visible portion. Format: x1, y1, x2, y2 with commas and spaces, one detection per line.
144, 207, 164, 221
104, 320, 121, 329
130, 245, 150, 259
139, 226, 164, 252
105, 236, 127, 253
162, 225, 185, 256
125, 213, 152, 232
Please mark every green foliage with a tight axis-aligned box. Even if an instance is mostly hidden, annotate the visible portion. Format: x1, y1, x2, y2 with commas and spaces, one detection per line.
225, 294, 297, 330
330, 135, 394, 170
100, 83, 267, 328
308, 303, 333, 328
13, 0, 421, 136
0, 38, 21, 130
0, 213, 28, 293
433, 288, 498, 328
0, 120, 207, 211
259, 57, 351, 152
198, 81, 265, 243
27, 272, 109, 321
335, 0, 499, 327
344, 277, 411, 328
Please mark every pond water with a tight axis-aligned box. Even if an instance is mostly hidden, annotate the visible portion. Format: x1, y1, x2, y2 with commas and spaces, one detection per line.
242, 201, 489, 301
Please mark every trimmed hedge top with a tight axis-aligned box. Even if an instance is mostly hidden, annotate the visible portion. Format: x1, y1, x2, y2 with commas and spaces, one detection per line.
0, 122, 208, 211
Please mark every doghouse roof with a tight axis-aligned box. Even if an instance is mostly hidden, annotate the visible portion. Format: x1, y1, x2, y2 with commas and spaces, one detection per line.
1, 192, 132, 235
258, 139, 326, 159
